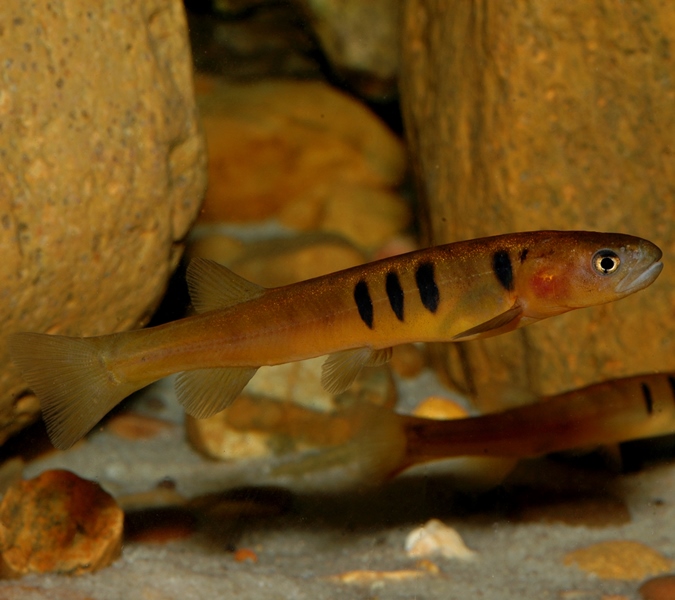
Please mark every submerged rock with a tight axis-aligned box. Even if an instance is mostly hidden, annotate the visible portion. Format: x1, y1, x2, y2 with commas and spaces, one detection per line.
0, 470, 123, 578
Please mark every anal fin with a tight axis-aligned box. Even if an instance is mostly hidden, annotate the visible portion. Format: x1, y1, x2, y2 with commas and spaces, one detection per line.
175, 366, 258, 418
321, 347, 392, 395
186, 257, 266, 313
452, 305, 523, 341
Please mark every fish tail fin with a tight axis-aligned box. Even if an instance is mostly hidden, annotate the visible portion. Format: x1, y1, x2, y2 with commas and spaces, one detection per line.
9, 332, 140, 450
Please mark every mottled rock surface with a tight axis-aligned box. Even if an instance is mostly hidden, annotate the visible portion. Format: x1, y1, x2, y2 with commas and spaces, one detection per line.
401, 0, 675, 398
563, 540, 673, 580
0, 470, 123, 578
0, 0, 207, 444
197, 76, 409, 250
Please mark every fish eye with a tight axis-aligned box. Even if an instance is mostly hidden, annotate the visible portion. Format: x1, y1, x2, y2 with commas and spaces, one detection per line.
592, 250, 621, 275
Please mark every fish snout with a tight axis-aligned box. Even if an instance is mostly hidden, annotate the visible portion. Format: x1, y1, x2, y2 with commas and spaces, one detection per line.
614, 240, 663, 295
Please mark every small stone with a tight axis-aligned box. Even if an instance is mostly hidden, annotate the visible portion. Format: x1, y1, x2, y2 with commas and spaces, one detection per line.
639, 574, 675, 600
413, 396, 469, 420
563, 541, 673, 580
234, 548, 258, 563
104, 412, 176, 441
0, 470, 123, 578
389, 344, 426, 379
326, 569, 429, 584
405, 519, 476, 561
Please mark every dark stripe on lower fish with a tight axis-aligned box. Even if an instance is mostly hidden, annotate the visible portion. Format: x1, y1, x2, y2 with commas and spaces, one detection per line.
641, 382, 654, 415
492, 250, 514, 291
385, 271, 404, 321
668, 376, 675, 406
415, 262, 439, 313
354, 279, 374, 329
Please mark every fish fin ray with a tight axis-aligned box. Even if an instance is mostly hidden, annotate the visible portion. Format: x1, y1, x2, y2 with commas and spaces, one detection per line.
321, 347, 377, 395
452, 305, 523, 341
9, 332, 140, 450
175, 366, 258, 418
186, 257, 266, 313
365, 347, 393, 367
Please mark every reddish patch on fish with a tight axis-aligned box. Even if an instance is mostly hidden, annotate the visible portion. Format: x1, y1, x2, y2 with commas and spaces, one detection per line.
529, 269, 571, 302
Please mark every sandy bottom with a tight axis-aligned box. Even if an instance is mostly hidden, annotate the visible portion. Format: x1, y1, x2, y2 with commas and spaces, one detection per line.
1, 375, 674, 599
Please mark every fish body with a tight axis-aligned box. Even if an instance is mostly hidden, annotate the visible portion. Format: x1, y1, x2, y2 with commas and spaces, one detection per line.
9, 230, 663, 449
401, 373, 675, 464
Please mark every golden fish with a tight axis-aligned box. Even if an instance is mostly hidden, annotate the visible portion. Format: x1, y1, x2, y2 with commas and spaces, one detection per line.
9, 230, 663, 449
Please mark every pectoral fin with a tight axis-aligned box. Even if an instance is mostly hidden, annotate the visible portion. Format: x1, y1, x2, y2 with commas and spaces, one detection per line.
452, 305, 523, 341
186, 258, 266, 313
175, 366, 258, 418
321, 347, 393, 395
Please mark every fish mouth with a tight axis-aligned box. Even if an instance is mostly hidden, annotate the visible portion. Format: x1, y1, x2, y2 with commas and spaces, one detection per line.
614, 259, 663, 295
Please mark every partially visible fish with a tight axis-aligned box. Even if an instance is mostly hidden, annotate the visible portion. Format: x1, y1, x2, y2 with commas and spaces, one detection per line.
266, 373, 675, 486
399, 373, 675, 467
9, 231, 663, 449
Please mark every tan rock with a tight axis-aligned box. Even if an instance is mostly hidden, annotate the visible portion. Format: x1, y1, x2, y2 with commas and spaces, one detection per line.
297, 0, 400, 99
564, 540, 673, 580
405, 519, 476, 561
280, 184, 410, 251
104, 412, 177, 442
1, 1, 207, 444
186, 362, 396, 461
197, 77, 408, 248
189, 231, 366, 287
0, 470, 123, 578
401, 1, 675, 397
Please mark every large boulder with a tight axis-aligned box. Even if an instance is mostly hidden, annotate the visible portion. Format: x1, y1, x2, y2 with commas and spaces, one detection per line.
0, 0, 207, 444
401, 1, 675, 398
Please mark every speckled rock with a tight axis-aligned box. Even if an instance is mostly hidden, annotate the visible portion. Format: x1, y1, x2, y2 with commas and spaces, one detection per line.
401, 0, 675, 399
197, 76, 409, 250
1, 0, 207, 444
0, 469, 123, 578
563, 540, 673, 580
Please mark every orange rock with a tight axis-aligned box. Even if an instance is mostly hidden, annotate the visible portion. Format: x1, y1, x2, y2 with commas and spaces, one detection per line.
413, 397, 469, 420
0, 470, 123, 578
639, 574, 675, 600
234, 548, 258, 563
1, 0, 206, 445
563, 540, 673, 580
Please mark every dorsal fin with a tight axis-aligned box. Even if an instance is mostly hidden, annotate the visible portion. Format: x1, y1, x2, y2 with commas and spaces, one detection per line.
186, 257, 266, 313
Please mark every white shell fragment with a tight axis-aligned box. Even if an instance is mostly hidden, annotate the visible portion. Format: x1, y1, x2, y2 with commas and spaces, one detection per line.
405, 519, 477, 561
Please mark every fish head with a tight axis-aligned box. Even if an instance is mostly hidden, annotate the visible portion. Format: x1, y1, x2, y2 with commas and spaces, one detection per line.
515, 231, 663, 319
